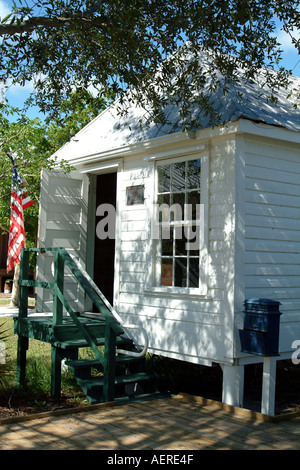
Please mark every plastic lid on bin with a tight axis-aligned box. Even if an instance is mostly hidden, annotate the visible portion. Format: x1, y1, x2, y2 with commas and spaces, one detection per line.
243, 298, 282, 313
245, 298, 281, 305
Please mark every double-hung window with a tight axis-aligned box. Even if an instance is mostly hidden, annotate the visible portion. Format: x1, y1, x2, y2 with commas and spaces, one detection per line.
151, 153, 208, 295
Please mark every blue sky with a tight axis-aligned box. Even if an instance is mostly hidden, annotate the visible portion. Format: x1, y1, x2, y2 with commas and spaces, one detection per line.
0, 0, 299, 122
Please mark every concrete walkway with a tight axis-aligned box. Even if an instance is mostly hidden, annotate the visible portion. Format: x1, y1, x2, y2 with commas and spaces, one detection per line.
0, 305, 49, 317
1, 394, 300, 451
0, 293, 36, 317
0, 306, 19, 317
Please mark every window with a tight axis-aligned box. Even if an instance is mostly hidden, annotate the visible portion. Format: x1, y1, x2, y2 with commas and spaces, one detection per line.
151, 155, 207, 294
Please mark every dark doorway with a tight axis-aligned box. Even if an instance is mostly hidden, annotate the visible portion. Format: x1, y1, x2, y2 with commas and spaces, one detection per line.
93, 172, 117, 306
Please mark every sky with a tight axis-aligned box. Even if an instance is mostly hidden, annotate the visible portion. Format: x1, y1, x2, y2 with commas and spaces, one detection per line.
0, 0, 299, 122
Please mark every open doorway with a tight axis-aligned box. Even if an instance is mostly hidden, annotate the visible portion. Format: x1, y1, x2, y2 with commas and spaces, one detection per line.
93, 172, 117, 306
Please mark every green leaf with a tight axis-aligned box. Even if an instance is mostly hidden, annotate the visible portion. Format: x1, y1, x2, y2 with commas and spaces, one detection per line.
1, 13, 13, 23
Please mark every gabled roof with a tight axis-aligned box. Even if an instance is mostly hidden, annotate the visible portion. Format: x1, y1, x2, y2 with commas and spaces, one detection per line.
55, 51, 300, 161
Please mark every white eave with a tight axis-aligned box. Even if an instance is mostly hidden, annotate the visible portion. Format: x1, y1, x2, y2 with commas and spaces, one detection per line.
66, 129, 199, 168
57, 117, 300, 173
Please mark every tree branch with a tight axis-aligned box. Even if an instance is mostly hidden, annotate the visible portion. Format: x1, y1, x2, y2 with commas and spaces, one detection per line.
0, 15, 110, 36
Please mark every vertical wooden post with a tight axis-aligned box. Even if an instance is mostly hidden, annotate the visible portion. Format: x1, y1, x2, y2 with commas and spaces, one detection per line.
16, 249, 30, 386
222, 364, 244, 408
51, 250, 65, 398
53, 250, 64, 325
261, 357, 277, 416
16, 336, 28, 386
103, 320, 116, 403
51, 346, 63, 398
19, 249, 29, 318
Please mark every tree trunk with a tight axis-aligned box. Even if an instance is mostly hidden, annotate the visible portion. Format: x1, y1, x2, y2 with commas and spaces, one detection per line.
10, 264, 20, 308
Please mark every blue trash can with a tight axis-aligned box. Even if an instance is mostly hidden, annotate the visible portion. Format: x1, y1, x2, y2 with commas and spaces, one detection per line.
239, 298, 282, 356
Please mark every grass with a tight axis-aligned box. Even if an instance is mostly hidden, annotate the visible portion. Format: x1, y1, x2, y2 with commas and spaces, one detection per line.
0, 296, 35, 307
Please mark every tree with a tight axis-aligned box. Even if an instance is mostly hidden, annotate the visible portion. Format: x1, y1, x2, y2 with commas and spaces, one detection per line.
0, 109, 58, 305
0, 111, 50, 232
0, 89, 110, 305
0, 0, 299, 129
46, 87, 115, 149
0, 89, 110, 236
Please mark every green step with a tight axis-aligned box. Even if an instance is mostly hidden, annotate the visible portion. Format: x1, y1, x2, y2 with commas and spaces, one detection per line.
14, 315, 125, 347
76, 371, 160, 389
75, 371, 165, 404
115, 391, 173, 405
52, 336, 133, 349
65, 355, 145, 370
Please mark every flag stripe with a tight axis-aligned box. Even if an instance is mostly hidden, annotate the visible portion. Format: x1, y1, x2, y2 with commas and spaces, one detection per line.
7, 156, 34, 272
22, 195, 35, 209
7, 205, 25, 271
6, 164, 29, 272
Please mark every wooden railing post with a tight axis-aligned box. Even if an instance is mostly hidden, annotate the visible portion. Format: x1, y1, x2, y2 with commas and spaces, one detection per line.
16, 249, 30, 386
103, 319, 117, 403
53, 250, 64, 325
19, 249, 29, 318
51, 250, 65, 398
51, 347, 64, 398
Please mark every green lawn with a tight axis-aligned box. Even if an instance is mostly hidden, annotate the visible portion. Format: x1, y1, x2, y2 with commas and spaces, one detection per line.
0, 297, 35, 306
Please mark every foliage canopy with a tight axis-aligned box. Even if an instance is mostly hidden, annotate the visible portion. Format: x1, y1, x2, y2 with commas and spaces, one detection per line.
0, 0, 299, 129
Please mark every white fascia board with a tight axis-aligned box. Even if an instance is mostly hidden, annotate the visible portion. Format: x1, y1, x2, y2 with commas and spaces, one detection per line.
54, 120, 241, 170
237, 118, 300, 144
194, 118, 300, 145
60, 123, 240, 170
67, 130, 199, 168
194, 120, 241, 140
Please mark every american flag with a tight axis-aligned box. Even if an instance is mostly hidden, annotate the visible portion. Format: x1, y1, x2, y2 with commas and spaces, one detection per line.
6, 156, 35, 272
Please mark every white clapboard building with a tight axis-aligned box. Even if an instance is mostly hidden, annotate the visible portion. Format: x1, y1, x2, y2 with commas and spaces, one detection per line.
36, 52, 300, 415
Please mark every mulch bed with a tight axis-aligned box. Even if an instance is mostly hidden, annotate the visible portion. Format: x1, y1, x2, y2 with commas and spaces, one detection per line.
0, 392, 89, 420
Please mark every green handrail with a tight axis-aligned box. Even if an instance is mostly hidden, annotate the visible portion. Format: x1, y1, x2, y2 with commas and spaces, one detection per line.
19, 248, 123, 325
18, 247, 123, 402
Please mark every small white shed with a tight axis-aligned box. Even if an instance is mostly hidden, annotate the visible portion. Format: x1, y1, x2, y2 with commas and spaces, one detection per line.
36, 60, 300, 415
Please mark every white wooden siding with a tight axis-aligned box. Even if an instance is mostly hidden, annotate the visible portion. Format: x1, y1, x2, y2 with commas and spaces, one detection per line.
243, 137, 300, 355
115, 141, 235, 365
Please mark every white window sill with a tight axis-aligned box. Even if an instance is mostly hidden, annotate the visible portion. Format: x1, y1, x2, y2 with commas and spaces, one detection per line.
144, 286, 210, 300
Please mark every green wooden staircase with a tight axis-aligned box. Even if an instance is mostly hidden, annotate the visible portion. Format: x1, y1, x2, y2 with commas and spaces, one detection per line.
14, 247, 168, 404
65, 345, 162, 404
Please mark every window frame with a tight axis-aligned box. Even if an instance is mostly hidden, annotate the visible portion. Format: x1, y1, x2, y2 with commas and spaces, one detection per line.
145, 152, 209, 297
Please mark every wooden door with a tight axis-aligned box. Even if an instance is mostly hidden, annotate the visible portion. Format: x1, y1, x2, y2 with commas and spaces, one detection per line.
36, 169, 89, 313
